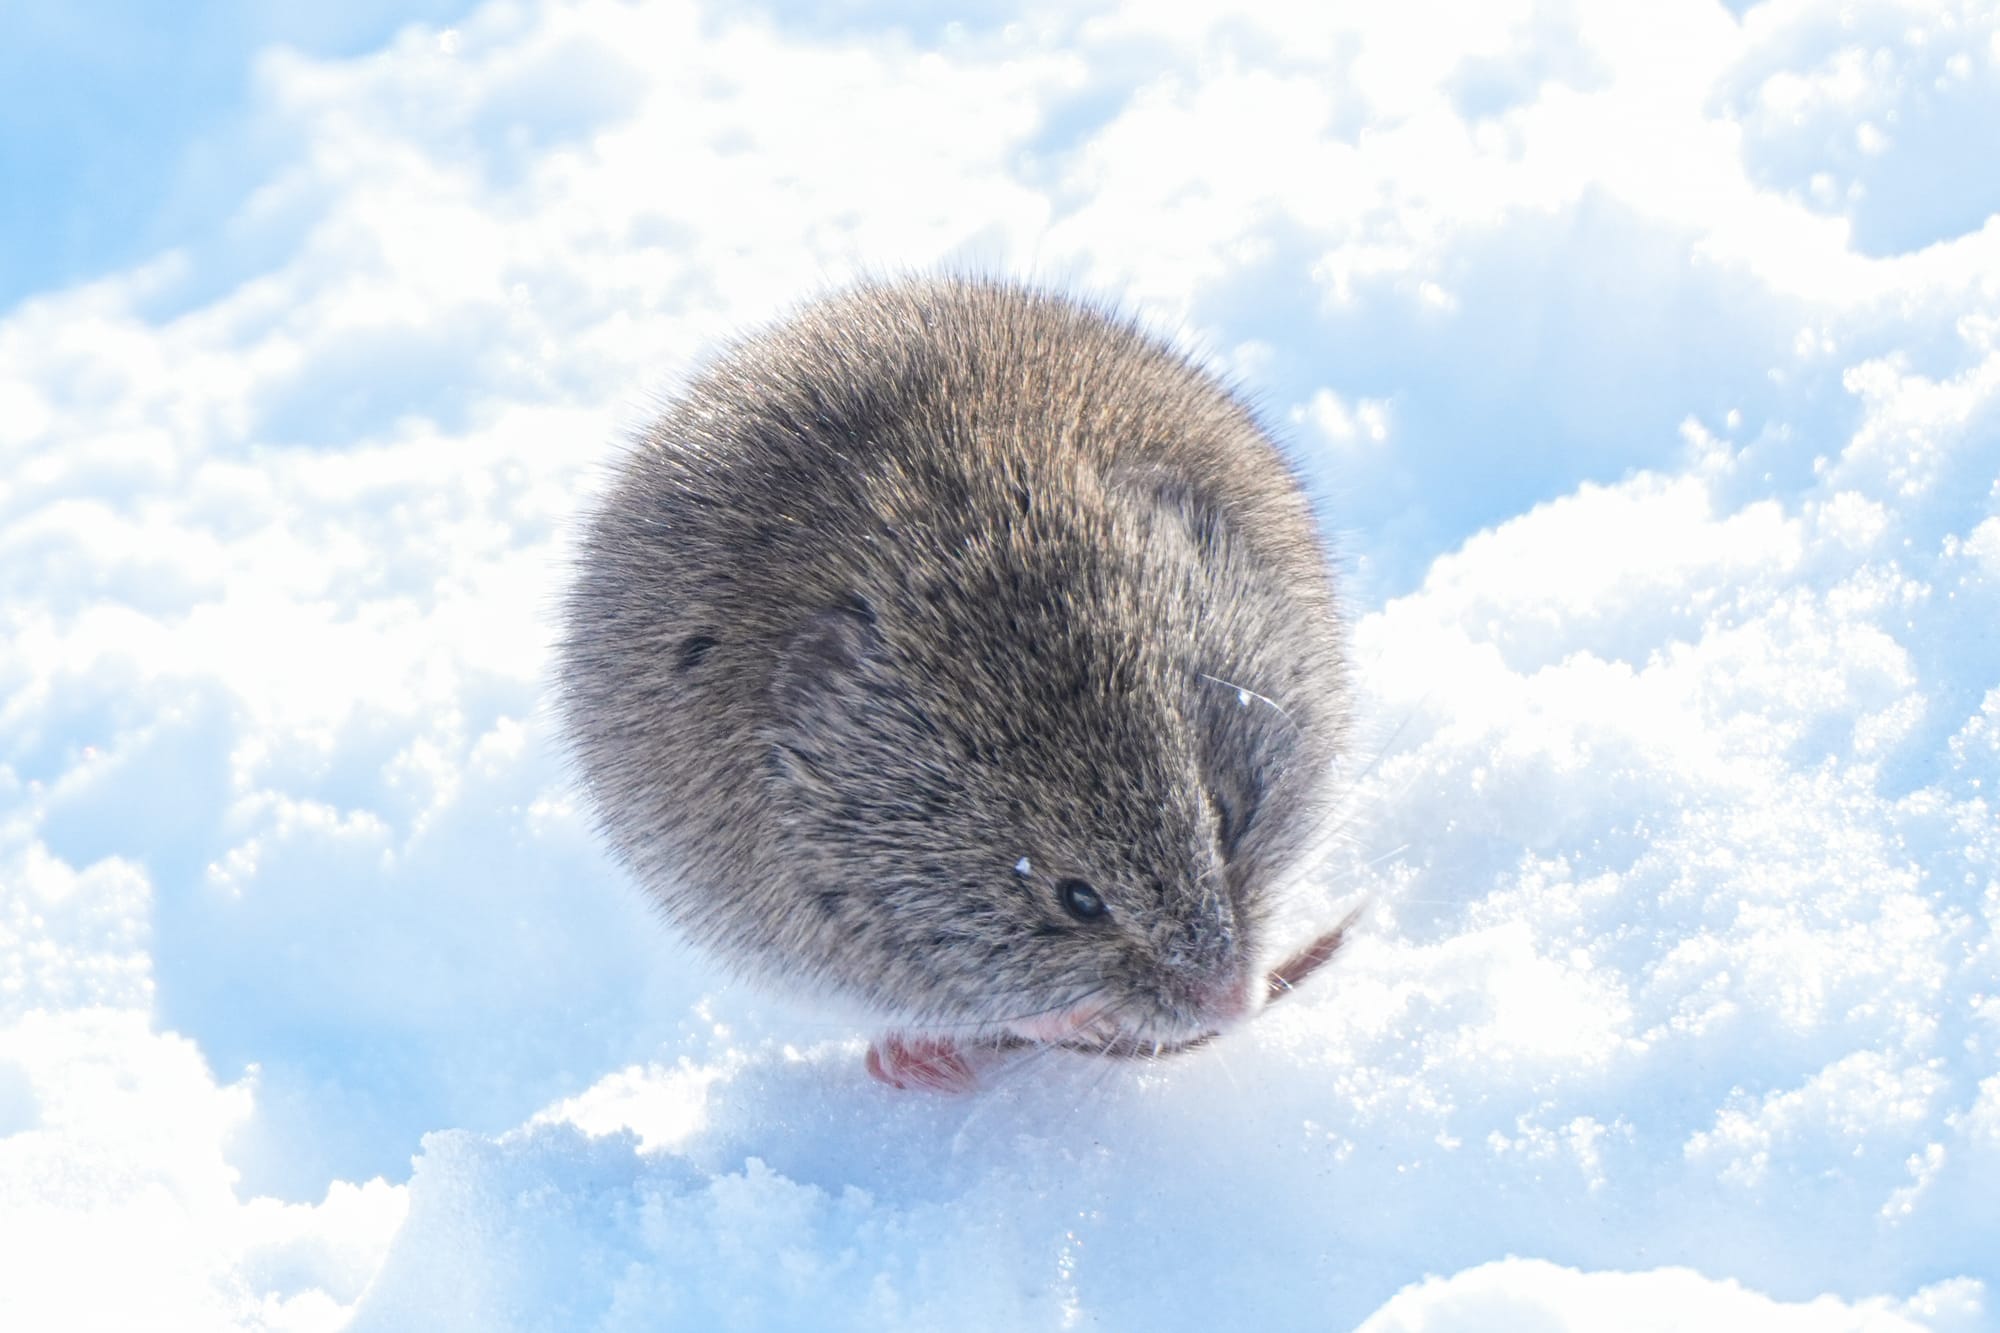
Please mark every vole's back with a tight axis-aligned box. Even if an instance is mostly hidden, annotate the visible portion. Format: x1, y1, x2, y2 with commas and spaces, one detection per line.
560, 276, 1347, 1040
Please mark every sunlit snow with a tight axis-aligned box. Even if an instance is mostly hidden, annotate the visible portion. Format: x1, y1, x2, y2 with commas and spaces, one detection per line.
2, 1, 1996, 1329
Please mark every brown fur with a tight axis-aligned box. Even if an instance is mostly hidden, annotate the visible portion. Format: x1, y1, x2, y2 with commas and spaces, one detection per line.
558, 275, 1349, 1049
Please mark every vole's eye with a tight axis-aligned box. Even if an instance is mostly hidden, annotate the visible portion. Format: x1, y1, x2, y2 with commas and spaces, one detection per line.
1056, 878, 1107, 921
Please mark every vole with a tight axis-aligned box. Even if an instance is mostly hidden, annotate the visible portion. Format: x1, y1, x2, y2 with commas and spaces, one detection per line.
558, 275, 1353, 1092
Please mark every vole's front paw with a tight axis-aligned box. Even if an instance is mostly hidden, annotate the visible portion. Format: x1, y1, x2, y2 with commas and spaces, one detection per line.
865, 1034, 978, 1093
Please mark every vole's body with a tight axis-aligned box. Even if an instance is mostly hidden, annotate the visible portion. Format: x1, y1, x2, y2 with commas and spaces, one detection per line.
560, 277, 1349, 1080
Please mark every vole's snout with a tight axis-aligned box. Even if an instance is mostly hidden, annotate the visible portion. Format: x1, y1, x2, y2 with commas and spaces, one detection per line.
1157, 901, 1256, 1026
1192, 971, 1260, 1028
1146, 926, 1263, 1041
1169, 954, 1266, 1038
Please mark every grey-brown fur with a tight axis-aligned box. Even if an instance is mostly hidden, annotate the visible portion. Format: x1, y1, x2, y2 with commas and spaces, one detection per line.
558, 275, 1349, 1048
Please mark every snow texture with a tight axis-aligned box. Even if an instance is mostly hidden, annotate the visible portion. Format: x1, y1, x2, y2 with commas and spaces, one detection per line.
2, 0, 1997, 1329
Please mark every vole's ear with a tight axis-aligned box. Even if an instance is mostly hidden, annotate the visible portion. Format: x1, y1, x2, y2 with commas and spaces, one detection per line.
770, 594, 881, 744
1112, 463, 1229, 563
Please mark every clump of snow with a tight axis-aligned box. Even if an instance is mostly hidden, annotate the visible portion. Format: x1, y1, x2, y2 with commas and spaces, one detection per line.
1355, 1259, 1987, 1333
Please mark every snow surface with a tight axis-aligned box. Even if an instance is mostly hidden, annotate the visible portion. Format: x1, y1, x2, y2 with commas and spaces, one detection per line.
2, 0, 1997, 1328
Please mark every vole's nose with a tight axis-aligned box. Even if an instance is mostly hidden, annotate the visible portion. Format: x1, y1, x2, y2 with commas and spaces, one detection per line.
1191, 970, 1259, 1028
1157, 895, 1254, 1029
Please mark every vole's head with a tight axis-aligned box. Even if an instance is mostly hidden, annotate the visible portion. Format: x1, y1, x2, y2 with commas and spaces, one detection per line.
754, 471, 1345, 1053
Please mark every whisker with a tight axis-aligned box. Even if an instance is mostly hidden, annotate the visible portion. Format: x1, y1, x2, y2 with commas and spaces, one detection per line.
1196, 671, 1299, 728
885, 985, 1112, 1038
1206, 1038, 1244, 1095
1076, 1015, 1134, 1103
1341, 697, 1425, 789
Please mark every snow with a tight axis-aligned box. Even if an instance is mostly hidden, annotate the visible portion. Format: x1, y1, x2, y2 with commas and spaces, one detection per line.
2, 0, 1997, 1329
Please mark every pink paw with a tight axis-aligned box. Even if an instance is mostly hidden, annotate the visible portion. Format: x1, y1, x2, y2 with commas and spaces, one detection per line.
865, 1034, 979, 1093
